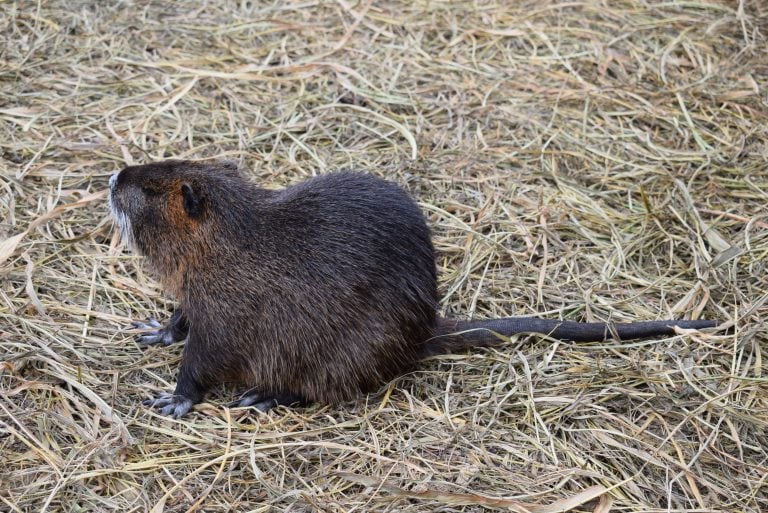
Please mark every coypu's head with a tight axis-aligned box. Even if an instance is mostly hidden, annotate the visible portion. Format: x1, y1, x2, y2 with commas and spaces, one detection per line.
108, 159, 240, 259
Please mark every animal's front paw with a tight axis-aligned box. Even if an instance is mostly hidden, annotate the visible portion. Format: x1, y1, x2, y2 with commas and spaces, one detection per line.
143, 392, 194, 418
132, 319, 180, 346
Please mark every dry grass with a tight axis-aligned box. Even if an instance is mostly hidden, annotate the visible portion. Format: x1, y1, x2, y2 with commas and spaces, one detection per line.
1, 0, 767, 511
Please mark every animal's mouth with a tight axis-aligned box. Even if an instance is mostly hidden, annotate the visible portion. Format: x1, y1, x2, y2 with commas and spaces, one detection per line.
107, 173, 120, 220
107, 174, 117, 212
108, 173, 134, 249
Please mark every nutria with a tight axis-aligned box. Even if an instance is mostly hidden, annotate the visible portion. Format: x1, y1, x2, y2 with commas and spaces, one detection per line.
108, 159, 717, 418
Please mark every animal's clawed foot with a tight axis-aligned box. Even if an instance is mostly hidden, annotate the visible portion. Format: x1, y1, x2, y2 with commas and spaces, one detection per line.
132, 319, 180, 346
231, 390, 304, 412
143, 392, 194, 418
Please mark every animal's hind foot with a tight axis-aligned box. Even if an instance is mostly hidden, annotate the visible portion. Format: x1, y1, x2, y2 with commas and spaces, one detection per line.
231, 390, 305, 412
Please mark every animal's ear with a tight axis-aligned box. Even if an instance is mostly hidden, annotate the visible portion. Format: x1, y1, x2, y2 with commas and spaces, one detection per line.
181, 182, 204, 218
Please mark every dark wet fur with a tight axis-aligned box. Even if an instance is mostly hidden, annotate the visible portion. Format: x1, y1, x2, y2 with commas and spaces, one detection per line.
109, 160, 717, 415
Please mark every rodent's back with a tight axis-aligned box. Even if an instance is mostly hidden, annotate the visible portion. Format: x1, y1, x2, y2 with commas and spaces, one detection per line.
267, 173, 436, 284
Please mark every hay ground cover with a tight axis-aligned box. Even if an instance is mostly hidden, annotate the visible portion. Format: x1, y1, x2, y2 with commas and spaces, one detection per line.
1, 0, 767, 511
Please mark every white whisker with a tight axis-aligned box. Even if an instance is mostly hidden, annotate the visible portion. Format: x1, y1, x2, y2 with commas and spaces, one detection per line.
108, 188, 135, 251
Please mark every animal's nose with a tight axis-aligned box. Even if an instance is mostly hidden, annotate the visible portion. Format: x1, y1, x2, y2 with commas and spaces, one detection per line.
109, 173, 118, 189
